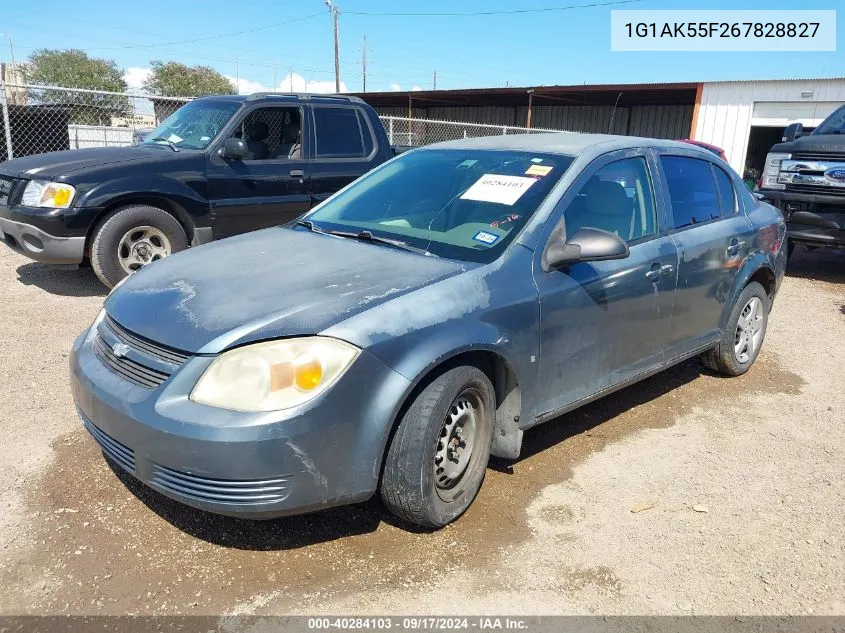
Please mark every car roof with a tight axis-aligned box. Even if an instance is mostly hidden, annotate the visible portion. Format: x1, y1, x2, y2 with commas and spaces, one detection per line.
426, 131, 707, 159
194, 93, 365, 105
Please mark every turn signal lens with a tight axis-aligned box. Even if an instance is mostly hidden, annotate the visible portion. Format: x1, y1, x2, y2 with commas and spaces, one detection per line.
294, 356, 323, 391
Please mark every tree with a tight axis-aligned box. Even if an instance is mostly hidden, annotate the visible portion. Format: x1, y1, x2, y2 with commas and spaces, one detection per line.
22, 49, 129, 125
143, 61, 236, 97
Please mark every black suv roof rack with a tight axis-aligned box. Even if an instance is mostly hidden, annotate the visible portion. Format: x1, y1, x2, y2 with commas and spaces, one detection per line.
245, 92, 364, 104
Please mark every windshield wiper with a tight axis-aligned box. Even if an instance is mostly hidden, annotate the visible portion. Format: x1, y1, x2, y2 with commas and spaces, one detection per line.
150, 137, 180, 152
296, 221, 435, 257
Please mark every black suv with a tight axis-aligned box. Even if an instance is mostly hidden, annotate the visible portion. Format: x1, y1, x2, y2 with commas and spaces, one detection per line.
0, 92, 394, 287
759, 104, 845, 258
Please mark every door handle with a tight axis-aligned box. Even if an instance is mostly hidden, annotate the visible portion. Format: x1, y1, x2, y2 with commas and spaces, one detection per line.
289, 169, 304, 177
659, 264, 674, 277
727, 240, 746, 256
645, 263, 663, 282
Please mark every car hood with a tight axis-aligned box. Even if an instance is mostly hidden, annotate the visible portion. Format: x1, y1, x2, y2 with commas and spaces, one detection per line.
0, 145, 172, 181
105, 227, 470, 354
771, 134, 845, 155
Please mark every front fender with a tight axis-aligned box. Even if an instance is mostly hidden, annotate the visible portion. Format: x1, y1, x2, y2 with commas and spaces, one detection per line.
77, 175, 211, 224
719, 249, 780, 330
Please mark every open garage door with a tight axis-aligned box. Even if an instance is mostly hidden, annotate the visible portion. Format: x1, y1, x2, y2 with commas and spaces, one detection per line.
751, 101, 843, 128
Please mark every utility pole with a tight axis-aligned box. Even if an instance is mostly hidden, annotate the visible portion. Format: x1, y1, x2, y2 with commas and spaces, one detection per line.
326, 1, 340, 93
289, 67, 294, 93
433, 70, 437, 91
526, 89, 534, 129
362, 36, 367, 93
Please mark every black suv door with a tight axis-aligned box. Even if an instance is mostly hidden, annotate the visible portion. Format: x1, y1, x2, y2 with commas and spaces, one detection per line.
207, 104, 311, 239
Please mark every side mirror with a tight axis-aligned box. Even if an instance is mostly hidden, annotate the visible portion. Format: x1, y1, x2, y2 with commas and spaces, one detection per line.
543, 226, 630, 271
222, 138, 247, 160
782, 122, 803, 143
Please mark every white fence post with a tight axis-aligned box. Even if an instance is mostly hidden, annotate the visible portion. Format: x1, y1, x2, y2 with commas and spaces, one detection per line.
0, 81, 13, 160
388, 117, 394, 144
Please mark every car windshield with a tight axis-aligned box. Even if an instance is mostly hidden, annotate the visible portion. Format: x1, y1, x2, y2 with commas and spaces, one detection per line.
143, 99, 241, 150
813, 106, 845, 135
304, 149, 573, 263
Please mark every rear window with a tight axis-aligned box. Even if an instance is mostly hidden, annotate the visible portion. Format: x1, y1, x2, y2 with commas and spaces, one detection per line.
712, 165, 737, 216
660, 156, 721, 228
313, 107, 366, 158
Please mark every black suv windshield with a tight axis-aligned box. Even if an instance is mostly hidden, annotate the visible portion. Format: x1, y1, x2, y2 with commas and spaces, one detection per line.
143, 99, 241, 150
304, 149, 572, 263
813, 105, 845, 135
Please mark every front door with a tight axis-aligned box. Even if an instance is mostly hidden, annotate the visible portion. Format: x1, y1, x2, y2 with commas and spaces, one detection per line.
207, 105, 311, 239
655, 152, 756, 356
534, 150, 678, 418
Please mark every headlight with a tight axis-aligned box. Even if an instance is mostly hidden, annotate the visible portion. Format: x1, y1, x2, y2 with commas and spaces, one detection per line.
190, 337, 360, 412
22, 180, 76, 209
761, 153, 790, 190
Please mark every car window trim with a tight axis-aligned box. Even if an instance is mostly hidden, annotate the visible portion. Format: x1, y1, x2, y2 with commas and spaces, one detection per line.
311, 104, 378, 163
711, 162, 738, 216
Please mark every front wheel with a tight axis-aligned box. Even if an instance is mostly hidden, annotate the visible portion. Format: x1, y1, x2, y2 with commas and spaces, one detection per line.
90, 205, 188, 288
381, 366, 495, 528
701, 281, 769, 376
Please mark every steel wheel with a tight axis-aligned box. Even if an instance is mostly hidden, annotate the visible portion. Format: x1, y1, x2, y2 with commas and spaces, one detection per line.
433, 388, 485, 502
734, 296, 765, 364
117, 226, 172, 273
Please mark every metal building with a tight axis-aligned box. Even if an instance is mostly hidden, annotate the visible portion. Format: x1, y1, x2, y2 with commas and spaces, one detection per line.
351, 77, 845, 180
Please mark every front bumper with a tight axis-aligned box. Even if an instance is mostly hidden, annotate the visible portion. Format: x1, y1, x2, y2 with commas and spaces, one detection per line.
70, 321, 412, 519
760, 189, 845, 248
0, 214, 86, 264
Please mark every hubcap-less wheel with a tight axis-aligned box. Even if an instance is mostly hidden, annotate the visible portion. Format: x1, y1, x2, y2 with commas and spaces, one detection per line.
734, 296, 764, 364
117, 226, 172, 273
434, 389, 483, 502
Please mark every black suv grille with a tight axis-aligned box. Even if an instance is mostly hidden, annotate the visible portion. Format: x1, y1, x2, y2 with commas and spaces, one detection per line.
792, 151, 845, 162
93, 315, 189, 388
0, 176, 14, 206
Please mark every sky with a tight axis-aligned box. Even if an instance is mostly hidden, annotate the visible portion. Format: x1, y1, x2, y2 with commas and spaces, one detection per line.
1, 0, 842, 95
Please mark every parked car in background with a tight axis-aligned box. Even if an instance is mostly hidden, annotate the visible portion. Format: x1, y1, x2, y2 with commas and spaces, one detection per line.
71, 133, 786, 529
680, 139, 728, 162
0, 92, 395, 287
758, 104, 845, 258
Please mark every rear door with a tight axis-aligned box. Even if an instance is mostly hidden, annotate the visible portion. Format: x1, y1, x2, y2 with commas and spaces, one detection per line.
308, 105, 382, 206
206, 104, 311, 239
534, 149, 678, 417
655, 152, 755, 357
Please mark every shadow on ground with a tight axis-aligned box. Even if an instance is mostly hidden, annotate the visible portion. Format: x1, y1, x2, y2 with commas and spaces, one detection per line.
786, 245, 845, 285
16, 262, 106, 297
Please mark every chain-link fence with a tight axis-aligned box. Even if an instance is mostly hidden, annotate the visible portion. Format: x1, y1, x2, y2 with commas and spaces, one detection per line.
0, 83, 567, 162
0, 83, 190, 161
381, 116, 566, 147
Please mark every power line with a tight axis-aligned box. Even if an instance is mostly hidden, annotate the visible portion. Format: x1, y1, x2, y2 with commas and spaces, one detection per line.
346, 0, 644, 17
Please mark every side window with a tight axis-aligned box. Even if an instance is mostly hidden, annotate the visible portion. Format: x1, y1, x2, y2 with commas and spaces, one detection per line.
712, 165, 737, 216
564, 156, 657, 242
660, 156, 721, 228
232, 106, 301, 161
314, 107, 365, 158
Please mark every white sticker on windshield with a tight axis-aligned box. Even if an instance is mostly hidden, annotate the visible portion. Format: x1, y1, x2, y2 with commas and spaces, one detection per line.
167, 133, 183, 143
200, 135, 210, 141
460, 174, 536, 206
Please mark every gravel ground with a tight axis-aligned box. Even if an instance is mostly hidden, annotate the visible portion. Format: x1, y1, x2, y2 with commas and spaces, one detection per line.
0, 244, 842, 617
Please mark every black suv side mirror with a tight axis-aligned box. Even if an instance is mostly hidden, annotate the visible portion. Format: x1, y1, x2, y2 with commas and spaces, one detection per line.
782, 122, 803, 143
542, 226, 630, 271
222, 138, 247, 160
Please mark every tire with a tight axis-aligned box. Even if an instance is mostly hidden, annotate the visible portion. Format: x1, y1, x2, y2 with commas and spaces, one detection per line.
381, 366, 495, 528
701, 281, 769, 377
90, 205, 188, 288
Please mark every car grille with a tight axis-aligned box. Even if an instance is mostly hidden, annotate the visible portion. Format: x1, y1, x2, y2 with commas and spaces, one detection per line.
792, 151, 845, 162
93, 315, 189, 388
150, 464, 291, 505
785, 184, 845, 197
81, 413, 135, 473
0, 176, 14, 206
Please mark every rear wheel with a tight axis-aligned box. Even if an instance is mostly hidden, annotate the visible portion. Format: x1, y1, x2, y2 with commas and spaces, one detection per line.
381, 366, 495, 528
701, 281, 769, 376
90, 205, 187, 288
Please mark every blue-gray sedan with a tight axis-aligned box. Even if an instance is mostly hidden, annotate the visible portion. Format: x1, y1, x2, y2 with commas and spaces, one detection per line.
71, 133, 787, 527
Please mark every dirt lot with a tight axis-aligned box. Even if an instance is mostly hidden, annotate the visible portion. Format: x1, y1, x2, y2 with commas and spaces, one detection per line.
0, 245, 842, 617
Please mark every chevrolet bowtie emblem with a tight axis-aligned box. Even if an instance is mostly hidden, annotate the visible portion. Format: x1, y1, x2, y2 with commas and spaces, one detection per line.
112, 342, 131, 358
